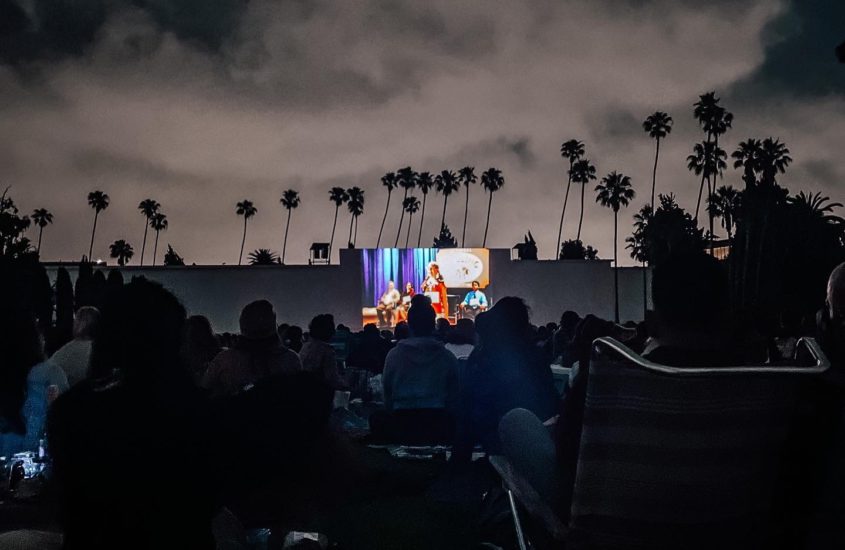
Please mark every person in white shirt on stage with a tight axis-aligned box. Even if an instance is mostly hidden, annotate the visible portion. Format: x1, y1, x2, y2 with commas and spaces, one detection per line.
376, 280, 402, 328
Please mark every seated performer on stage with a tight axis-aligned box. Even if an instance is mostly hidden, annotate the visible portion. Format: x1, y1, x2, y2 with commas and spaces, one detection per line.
422, 262, 449, 319
396, 282, 416, 323
459, 281, 488, 320
376, 281, 401, 328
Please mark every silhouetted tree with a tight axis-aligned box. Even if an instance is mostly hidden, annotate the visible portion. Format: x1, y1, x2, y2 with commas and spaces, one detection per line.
137, 199, 160, 266
31, 208, 53, 255
433, 224, 458, 248
688, 141, 727, 222
627, 193, 704, 268
707, 185, 741, 242
480, 167, 504, 247
693, 92, 733, 251
0, 188, 33, 258
55, 266, 74, 346
642, 112, 673, 210
163, 244, 185, 266
150, 212, 168, 266
248, 248, 280, 265
376, 173, 396, 249
280, 189, 300, 264
435, 169, 459, 234
109, 239, 134, 266
458, 166, 477, 247
236, 200, 257, 265
87, 190, 109, 260
402, 196, 420, 248
416, 171, 435, 247
328, 187, 349, 261
75, 259, 94, 309
627, 204, 653, 317
596, 171, 635, 322
558, 139, 585, 258
571, 159, 597, 241
394, 167, 417, 247
346, 187, 365, 248
559, 239, 599, 260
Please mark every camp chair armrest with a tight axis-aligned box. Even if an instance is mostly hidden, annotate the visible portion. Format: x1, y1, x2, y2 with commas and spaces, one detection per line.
489, 455, 569, 541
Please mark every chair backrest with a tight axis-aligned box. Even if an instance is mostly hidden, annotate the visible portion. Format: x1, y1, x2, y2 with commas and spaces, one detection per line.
569, 337, 828, 548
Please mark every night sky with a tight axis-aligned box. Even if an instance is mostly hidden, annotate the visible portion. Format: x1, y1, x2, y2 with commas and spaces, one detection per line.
2, 0, 843, 265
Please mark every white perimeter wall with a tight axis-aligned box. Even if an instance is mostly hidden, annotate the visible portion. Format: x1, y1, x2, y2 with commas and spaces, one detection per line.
45, 249, 651, 332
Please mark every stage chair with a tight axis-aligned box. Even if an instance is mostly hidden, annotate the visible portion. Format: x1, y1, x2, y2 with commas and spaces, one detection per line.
491, 336, 829, 550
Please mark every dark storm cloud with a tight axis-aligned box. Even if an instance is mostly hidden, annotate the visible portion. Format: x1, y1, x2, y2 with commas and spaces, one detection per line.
734, 0, 845, 97
0, 0, 244, 65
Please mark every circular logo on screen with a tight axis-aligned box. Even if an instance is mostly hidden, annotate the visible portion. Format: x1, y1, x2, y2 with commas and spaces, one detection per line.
441, 251, 484, 285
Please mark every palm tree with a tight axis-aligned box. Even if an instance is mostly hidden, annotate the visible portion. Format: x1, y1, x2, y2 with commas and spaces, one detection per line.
434, 169, 460, 233
595, 171, 635, 323
402, 196, 421, 248
687, 141, 726, 221
557, 140, 585, 258
346, 187, 365, 248
642, 112, 673, 210
693, 92, 733, 249
415, 171, 435, 247
458, 166, 477, 247
732, 138, 763, 189
757, 138, 792, 187
149, 212, 168, 266
790, 191, 843, 222
137, 199, 160, 266
236, 200, 257, 265
279, 189, 300, 264
707, 185, 741, 242
328, 187, 349, 261
376, 172, 397, 248
87, 190, 110, 259
480, 168, 505, 247
571, 159, 597, 241
394, 167, 417, 247
109, 239, 134, 266
248, 248, 280, 265
31, 208, 53, 255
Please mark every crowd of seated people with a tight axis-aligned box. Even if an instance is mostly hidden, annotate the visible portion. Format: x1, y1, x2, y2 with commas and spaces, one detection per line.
1, 248, 844, 548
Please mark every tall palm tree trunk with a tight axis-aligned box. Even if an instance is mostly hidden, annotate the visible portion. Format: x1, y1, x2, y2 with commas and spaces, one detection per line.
462, 186, 470, 247
153, 231, 160, 266
348, 214, 355, 248
37, 227, 44, 255
483, 191, 493, 247
282, 209, 292, 264
329, 205, 339, 263
376, 191, 391, 248
140, 223, 149, 266
694, 173, 707, 222
642, 260, 648, 320
88, 211, 99, 260
613, 212, 619, 323
405, 214, 413, 248
417, 195, 427, 247
394, 189, 408, 247
440, 196, 449, 230
556, 169, 573, 259
354, 215, 359, 247
576, 184, 586, 242
651, 138, 660, 210
239, 218, 248, 265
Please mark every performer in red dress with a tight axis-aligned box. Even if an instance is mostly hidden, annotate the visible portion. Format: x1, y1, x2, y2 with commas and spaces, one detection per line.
421, 262, 449, 318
